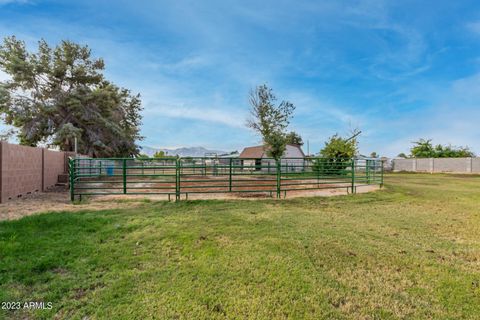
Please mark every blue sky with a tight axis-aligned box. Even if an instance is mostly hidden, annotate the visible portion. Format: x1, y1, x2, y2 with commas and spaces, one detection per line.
1, 0, 480, 157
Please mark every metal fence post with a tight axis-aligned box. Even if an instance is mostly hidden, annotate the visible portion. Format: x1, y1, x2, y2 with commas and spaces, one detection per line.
317, 160, 320, 187
69, 158, 75, 202
229, 158, 232, 192
351, 159, 355, 194
366, 159, 370, 184
176, 157, 180, 201
123, 159, 127, 194
380, 160, 384, 188
276, 160, 281, 198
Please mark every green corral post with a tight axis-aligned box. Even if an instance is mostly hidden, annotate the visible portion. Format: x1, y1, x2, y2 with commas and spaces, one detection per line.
366, 159, 370, 184
372, 160, 376, 184
276, 160, 281, 198
69, 158, 75, 202
229, 158, 232, 192
380, 160, 384, 188
176, 158, 180, 201
99, 160, 102, 175
351, 159, 356, 194
123, 159, 127, 194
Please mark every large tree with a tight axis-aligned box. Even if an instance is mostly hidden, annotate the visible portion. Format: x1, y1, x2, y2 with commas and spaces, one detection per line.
0, 36, 143, 157
246, 84, 295, 160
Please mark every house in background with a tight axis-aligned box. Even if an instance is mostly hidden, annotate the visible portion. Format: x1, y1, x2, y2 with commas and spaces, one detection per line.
239, 144, 305, 172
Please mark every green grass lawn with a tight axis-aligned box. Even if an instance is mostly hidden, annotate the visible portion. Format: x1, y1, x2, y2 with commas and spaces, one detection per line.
1, 174, 480, 319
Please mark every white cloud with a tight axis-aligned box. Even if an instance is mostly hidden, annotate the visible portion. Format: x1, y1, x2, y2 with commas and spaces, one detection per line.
144, 55, 212, 74
286, 91, 363, 127
144, 103, 245, 129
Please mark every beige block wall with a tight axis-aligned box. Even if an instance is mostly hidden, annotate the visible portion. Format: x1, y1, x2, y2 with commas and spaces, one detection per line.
415, 159, 431, 172
0, 142, 43, 202
0, 142, 72, 203
392, 159, 414, 171
472, 158, 480, 173
43, 149, 66, 190
433, 158, 470, 173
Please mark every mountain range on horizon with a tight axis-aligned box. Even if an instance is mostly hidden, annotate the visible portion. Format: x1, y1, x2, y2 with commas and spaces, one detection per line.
140, 146, 230, 157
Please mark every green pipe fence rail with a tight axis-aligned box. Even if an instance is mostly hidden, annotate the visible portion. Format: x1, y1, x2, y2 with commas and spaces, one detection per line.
69, 157, 384, 202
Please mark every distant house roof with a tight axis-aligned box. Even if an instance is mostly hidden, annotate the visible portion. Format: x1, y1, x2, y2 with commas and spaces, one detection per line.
239, 145, 266, 158
239, 144, 305, 159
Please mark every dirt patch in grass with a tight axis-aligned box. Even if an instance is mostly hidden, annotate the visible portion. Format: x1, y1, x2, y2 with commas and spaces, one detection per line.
0, 184, 379, 221
0, 191, 143, 221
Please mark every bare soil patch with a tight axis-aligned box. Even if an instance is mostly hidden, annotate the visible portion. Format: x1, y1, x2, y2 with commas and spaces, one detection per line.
0, 190, 143, 221
0, 184, 379, 221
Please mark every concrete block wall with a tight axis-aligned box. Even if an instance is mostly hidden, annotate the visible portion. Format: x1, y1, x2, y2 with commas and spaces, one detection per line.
472, 158, 480, 172
392, 159, 415, 171
0, 142, 72, 203
416, 159, 431, 172
433, 158, 470, 173
0, 142, 43, 203
393, 157, 480, 173
43, 149, 66, 190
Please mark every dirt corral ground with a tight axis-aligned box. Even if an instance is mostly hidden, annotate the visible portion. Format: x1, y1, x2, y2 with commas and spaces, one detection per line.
0, 184, 379, 221
0, 189, 145, 221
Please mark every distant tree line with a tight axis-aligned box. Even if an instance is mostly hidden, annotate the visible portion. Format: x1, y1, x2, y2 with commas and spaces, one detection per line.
398, 139, 474, 158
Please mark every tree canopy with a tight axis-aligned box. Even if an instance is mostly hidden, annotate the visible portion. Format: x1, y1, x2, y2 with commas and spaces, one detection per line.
313, 132, 359, 175
285, 131, 303, 146
153, 151, 166, 158
246, 84, 295, 160
153, 150, 175, 159
0, 36, 143, 157
409, 139, 474, 158
320, 132, 358, 160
